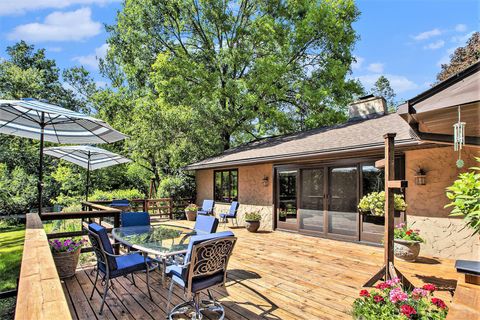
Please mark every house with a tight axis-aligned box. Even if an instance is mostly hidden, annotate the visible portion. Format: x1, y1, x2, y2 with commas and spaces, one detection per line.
186, 62, 480, 260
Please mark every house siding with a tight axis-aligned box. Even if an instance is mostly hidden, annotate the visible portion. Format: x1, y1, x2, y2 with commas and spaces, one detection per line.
195, 163, 274, 230
405, 145, 480, 260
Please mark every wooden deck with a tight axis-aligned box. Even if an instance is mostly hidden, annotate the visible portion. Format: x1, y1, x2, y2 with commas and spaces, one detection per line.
62, 221, 459, 320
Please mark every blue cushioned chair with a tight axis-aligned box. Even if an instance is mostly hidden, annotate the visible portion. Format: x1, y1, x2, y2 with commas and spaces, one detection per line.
121, 211, 151, 227
219, 201, 239, 228
166, 231, 237, 320
87, 223, 157, 314
110, 199, 131, 211
197, 199, 215, 215
194, 215, 219, 233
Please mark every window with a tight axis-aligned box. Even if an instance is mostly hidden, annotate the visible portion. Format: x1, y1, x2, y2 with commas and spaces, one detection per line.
214, 169, 238, 202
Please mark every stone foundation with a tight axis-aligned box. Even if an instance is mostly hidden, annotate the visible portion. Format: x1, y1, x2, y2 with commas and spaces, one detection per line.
408, 216, 480, 260
213, 203, 274, 231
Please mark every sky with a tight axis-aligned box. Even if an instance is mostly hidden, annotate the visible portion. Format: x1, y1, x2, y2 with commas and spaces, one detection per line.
0, 0, 478, 101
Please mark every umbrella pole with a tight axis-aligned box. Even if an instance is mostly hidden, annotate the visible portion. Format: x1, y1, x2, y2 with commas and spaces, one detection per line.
38, 112, 45, 215
86, 152, 91, 201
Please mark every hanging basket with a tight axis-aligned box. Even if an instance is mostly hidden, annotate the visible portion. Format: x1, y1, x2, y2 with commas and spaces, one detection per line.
52, 248, 81, 279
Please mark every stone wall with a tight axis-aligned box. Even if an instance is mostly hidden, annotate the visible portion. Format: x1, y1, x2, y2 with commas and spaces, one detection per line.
405, 145, 479, 259
195, 163, 274, 230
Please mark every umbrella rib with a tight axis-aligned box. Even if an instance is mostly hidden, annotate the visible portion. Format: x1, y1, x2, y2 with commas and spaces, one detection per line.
50, 120, 61, 144
0, 107, 40, 130
1, 106, 40, 124
73, 117, 111, 144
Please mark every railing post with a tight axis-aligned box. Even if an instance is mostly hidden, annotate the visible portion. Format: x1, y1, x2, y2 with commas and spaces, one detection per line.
113, 211, 120, 254
169, 198, 173, 219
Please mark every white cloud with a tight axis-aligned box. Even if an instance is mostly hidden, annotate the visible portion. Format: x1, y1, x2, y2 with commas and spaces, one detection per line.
367, 63, 384, 73
451, 31, 475, 44
72, 43, 108, 70
7, 8, 101, 42
0, 0, 118, 16
455, 24, 467, 32
352, 56, 364, 70
357, 74, 419, 94
412, 28, 442, 41
423, 40, 445, 50
437, 47, 456, 67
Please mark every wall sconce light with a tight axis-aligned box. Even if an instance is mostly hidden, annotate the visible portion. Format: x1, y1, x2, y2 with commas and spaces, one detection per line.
414, 168, 427, 185
262, 175, 269, 187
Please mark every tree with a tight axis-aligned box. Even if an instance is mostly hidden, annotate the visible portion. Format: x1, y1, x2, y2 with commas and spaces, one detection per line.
104, 0, 363, 150
437, 32, 480, 82
371, 75, 396, 110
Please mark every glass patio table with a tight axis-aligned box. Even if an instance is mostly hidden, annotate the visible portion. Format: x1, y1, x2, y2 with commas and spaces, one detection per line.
112, 224, 206, 283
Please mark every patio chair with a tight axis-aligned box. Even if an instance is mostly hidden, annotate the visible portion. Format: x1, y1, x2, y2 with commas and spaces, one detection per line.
120, 211, 151, 227
87, 223, 157, 315
197, 199, 215, 216
165, 231, 237, 320
110, 199, 131, 212
194, 215, 219, 233
219, 201, 239, 228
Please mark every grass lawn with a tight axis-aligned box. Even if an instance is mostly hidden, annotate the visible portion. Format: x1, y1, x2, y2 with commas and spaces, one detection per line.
0, 222, 25, 320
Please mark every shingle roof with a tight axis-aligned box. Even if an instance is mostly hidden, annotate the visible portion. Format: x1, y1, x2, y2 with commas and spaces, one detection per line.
185, 113, 420, 170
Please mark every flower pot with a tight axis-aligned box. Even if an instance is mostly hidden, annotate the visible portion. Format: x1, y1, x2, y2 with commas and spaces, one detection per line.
52, 248, 81, 279
394, 239, 421, 262
245, 221, 260, 232
185, 210, 197, 221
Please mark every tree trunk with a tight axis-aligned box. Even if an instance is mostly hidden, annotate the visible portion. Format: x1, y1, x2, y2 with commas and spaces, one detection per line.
221, 130, 231, 151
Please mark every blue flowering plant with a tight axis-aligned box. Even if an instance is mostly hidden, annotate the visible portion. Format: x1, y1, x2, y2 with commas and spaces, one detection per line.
49, 238, 86, 254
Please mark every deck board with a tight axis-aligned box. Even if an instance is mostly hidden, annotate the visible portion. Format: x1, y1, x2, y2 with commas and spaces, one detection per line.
62, 221, 459, 319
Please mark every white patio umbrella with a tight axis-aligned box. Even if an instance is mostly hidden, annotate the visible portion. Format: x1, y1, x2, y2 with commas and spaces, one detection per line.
44, 145, 131, 201
0, 98, 127, 213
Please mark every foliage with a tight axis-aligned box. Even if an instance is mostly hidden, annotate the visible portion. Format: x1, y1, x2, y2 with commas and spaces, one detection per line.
62, 204, 83, 213
0, 224, 25, 292
371, 76, 396, 110
244, 212, 262, 222
157, 174, 195, 200
89, 188, 144, 201
43, 219, 82, 235
0, 164, 37, 215
49, 238, 86, 253
104, 0, 363, 151
445, 158, 480, 235
394, 223, 424, 243
437, 32, 479, 82
185, 204, 198, 212
352, 279, 448, 320
358, 191, 407, 216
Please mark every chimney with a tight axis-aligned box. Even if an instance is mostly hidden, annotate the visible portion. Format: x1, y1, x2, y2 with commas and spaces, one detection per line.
348, 95, 387, 120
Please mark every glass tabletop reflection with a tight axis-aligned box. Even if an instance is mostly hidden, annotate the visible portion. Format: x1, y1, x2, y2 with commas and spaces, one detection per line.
112, 224, 205, 256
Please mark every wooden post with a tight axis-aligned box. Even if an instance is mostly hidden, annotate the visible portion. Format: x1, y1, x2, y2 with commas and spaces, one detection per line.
169, 198, 173, 219
364, 133, 413, 289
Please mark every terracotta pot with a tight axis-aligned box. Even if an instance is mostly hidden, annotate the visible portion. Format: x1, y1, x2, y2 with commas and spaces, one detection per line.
394, 239, 421, 262
245, 221, 260, 232
52, 248, 81, 279
185, 210, 197, 221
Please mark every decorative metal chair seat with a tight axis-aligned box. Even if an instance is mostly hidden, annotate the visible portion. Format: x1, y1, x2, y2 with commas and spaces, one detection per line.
166, 231, 237, 320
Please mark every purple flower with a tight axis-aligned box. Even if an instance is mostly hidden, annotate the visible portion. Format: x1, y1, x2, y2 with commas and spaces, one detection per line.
389, 288, 408, 303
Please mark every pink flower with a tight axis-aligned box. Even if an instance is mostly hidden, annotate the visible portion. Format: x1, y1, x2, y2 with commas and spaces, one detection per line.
375, 282, 390, 290
359, 289, 370, 297
431, 297, 447, 309
373, 295, 384, 303
412, 288, 428, 299
386, 277, 400, 287
389, 287, 408, 303
422, 283, 437, 292
400, 305, 417, 318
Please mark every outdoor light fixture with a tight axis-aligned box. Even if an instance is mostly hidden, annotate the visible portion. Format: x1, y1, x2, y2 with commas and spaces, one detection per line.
453, 106, 466, 168
262, 175, 269, 186
414, 168, 427, 185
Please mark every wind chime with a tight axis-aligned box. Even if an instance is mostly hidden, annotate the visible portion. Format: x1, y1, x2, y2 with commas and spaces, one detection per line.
453, 106, 466, 168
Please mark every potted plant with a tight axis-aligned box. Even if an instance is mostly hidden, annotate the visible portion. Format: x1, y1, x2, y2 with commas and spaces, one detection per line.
352, 278, 448, 319
185, 203, 198, 221
445, 157, 480, 236
49, 238, 86, 279
244, 212, 261, 232
358, 191, 407, 217
393, 223, 424, 262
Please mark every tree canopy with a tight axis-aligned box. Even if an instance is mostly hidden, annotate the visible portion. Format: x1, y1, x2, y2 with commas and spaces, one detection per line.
371, 75, 396, 110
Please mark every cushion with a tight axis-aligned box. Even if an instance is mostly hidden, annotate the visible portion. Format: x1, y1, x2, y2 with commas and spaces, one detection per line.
194, 215, 219, 233
191, 272, 225, 293
89, 223, 117, 270
99, 253, 152, 278
121, 212, 150, 227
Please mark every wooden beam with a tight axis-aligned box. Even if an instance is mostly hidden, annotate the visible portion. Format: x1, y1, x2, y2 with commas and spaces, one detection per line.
387, 180, 409, 189
375, 159, 385, 169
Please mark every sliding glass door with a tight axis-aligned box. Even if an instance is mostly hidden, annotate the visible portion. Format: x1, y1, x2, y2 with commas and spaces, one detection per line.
299, 169, 325, 232
327, 166, 358, 238
276, 170, 298, 230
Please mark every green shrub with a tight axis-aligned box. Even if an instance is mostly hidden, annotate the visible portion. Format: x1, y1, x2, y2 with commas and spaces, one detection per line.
358, 191, 407, 216
0, 164, 37, 215
89, 188, 144, 201
244, 212, 261, 222
157, 174, 195, 200
445, 157, 480, 235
